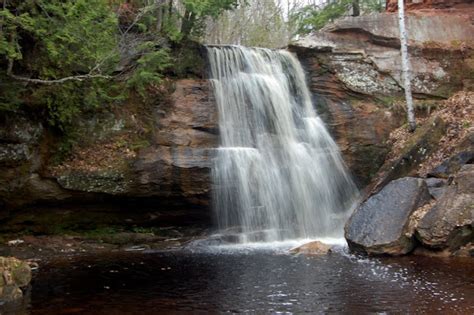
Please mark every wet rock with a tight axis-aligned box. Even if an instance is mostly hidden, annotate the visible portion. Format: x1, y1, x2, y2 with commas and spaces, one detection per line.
0, 257, 32, 303
417, 165, 474, 252
345, 177, 431, 255
289, 241, 332, 255
428, 151, 474, 179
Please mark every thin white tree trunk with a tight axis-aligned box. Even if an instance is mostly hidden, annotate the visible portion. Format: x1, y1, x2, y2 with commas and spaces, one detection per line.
398, 0, 416, 131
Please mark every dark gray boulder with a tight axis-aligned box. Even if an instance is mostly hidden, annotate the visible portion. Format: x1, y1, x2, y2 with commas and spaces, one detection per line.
424, 177, 447, 200
345, 177, 431, 255
428, 151, 474, 179
417, 165, 474, 252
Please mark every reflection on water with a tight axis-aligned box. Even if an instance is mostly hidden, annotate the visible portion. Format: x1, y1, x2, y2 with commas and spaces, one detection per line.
2, 247, 474, 314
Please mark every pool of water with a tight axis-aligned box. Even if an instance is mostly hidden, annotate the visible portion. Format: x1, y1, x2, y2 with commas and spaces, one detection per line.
3, 244, 474, 314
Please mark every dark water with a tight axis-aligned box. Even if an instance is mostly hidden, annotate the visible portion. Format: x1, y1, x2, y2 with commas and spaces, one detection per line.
3, 246, 474, 314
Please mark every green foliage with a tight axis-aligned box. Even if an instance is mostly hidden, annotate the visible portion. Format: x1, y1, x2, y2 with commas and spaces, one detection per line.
291, 0, 352, 34
0, 0, 120, 129
183, 0, 241, 18
0, 73, 25, 112
1, 0, 119, 76
181, 0, 241, 39
127, 44, 172, 97
0, 0, 239, 133
291, 0, 384, 35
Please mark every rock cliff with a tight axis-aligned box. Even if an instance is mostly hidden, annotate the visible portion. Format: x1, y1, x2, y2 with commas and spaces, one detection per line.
290, 8, 473, 186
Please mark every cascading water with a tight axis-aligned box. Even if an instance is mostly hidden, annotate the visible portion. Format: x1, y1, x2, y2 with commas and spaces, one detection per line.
207, 45, 359, 243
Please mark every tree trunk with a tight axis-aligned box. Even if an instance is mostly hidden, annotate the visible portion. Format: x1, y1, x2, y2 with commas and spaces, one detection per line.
156, 0, 163, 32
353, 0, 360, 16
181, 10, 196, 40
398, 0, 416, 132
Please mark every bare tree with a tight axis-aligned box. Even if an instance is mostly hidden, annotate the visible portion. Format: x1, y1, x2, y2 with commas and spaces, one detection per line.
398, 0, 416, 132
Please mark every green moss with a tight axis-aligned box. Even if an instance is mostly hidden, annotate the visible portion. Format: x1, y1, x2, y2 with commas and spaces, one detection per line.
374, 95, 403, 108
130, 139, 151, 151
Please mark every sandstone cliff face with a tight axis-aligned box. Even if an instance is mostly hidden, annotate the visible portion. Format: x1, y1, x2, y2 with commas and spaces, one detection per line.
290, 10, 473, 187
386, 0, 474, 12
0, 79, 216, 216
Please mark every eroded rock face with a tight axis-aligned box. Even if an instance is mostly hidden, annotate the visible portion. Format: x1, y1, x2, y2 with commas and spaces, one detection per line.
386, 0, 474, 12
345, 177, 431, 255
291, 47, 403, 187
417, 165, 474, 251
290, 10, 473, 187
52, 79, 217, 206
0, 257, 32, 303
0, 114, 48, 210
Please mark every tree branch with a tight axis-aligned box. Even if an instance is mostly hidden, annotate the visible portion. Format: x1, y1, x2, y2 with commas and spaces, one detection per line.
4, 1, 162, 85
7, 59, 111, 85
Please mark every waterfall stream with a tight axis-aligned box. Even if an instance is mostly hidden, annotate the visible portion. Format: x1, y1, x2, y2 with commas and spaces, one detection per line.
207, 45, 359, 242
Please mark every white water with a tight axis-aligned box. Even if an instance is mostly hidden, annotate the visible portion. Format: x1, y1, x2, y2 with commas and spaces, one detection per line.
207, 45, 359, 243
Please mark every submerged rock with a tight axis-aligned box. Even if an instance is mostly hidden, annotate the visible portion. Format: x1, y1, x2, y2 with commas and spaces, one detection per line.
345, 177, 431, 255
289, 241, 332, 255
0, 257, 32, 303
417, 165, 474, 252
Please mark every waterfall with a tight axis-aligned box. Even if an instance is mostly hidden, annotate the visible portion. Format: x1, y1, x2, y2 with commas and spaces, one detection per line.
207, 45, 359, 243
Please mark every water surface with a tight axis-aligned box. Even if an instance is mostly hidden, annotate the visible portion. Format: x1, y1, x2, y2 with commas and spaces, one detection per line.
5, 245, 473, 314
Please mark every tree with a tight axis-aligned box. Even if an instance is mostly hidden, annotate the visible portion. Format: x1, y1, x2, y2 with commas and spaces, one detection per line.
1, 0, 119, 83
289, 0, 384, 36
205, 0, 289, 48
180, 0, 240, 40
352, 0, 360, 16
397, 0, 416, 131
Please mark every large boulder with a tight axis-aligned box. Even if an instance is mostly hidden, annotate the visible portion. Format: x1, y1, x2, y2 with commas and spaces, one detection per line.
417, 164, 474, 252
345, 177, 431, 255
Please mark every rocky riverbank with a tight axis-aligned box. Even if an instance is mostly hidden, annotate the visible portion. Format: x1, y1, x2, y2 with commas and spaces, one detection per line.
345, 92, 473, 257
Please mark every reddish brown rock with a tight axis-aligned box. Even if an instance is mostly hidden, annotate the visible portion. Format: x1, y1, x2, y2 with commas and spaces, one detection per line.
386, 0, 474, 12
289, 241, 332, 255
290, 9, 473, 187
52, 79, 218, 206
